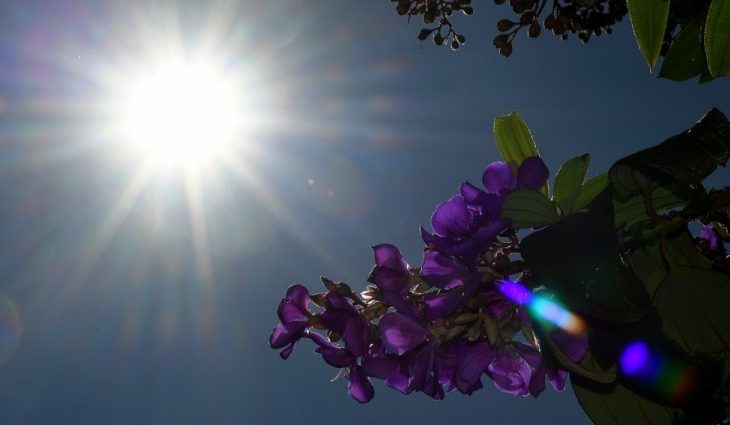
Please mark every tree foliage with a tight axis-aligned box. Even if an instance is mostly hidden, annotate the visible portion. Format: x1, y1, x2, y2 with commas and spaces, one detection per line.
392, 0, 730, 81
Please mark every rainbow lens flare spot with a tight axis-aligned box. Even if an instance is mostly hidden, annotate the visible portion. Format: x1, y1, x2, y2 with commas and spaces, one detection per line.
498, 279, 532, 305
620, 341, 650, 376
497, 280, 585, 334
619, 340, 697, 403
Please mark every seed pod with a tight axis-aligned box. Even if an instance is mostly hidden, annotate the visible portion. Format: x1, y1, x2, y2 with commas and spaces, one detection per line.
499, 42, 513, 57
466, 322, 482, 341
497, 19, 514, 31
418, 28, 433, 40
544, 14, 556, 29
481, 314, 499, 345
320, 276, 337, 292
520, 11, 535, 24
528, 22, 541, 37
493, 34, 509, 48
310, 293, 327, 308
444, 324, 467, 341
453, 312, 479, 325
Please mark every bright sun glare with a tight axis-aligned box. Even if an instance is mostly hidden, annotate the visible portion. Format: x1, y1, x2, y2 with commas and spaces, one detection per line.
116, 60, 242, 167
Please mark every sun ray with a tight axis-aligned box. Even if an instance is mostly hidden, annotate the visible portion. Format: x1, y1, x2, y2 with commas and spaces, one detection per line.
74, 160, 156, 284
220, 154, 350, 277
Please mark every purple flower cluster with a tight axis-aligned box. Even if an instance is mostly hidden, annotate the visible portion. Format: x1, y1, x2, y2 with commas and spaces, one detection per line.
270, 157, 587, 402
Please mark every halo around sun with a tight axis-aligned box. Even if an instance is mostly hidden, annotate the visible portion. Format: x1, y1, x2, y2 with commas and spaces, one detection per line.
108, 57, 247, 169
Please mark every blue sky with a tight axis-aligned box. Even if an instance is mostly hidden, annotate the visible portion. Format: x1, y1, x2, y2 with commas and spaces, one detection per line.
0, 1, 728, 424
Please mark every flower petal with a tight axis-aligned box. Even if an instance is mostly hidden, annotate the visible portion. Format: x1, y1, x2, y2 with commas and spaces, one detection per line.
279, 342, 297, 360
461, 181, 504, 220
424, 290, 463, 320
343, 315, 370, 357
379, 312, 429, 356
362, 357, 398, 380
450, 340, 494, 395
430, 196, 472, 239
699, 225, 725, 254
269, 322, 309, 349
421, 251, 472, 290
488, 349, 532, 396
482, 162, 516, 194
547, 367, 568, 391
372, 244, 409, 273
348, 364, 375, 403
277, 284, 311, 323
516, 156, 549, 190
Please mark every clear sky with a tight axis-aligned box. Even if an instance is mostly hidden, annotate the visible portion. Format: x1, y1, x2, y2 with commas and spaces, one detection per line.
0, 1, 728, 424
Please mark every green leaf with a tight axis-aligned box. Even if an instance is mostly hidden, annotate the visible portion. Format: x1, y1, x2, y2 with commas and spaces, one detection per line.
626, 240, 667, 296
659, 19, 707, 81
570, 173, 609, 215
501, 189, 559, 228
705, 0, 730, 77
570, 173, 608, 214
610, 108, 730, 200
654, 266, 730, 355
573, 377, 683, 425
613, 186, 685, 229
493, 111, 548, 196
627, 0, 671, 70
626, 231, 712, 297
554, 154, 590, 215
520, 189, 648, 323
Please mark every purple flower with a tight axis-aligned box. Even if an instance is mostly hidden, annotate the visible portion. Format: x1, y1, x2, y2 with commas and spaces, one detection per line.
540, 328, 588, 392
307, 332, 374, 403
374, 312, 445, 398
320, 292, 370, 356
482, 157, 549, 195
421, 250, 473, 290
419, 241, 482, 321
423, 290, 464, 321
367, 244, 417, 317
421, 194, 507, 258
379, 312, 430, 355
269, 285, 312, 359
348, 363, 375, 403
441, 339, 495, 395
698, 225, 725, 255
486, 344, 535, 396
307, 331, 357, 368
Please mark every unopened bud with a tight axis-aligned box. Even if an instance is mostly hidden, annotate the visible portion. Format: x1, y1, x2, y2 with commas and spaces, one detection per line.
453, 312, 479, 325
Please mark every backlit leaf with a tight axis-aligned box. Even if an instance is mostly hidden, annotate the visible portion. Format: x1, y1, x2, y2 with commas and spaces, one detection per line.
554, 154, 590, 215
493, 111, 548, 196
659, 19, 706, 81
705, 0, 730, 77
627, 0, 671, 70
501, 189, 559, 228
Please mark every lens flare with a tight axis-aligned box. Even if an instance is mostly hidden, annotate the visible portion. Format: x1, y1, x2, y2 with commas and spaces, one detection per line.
620, 341, 651, 376
497, 280, 585, 334
619, 341, 697, 402
0, 297, 22, 365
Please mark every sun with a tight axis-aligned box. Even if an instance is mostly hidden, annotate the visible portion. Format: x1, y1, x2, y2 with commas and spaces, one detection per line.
114, 59, 243, 167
